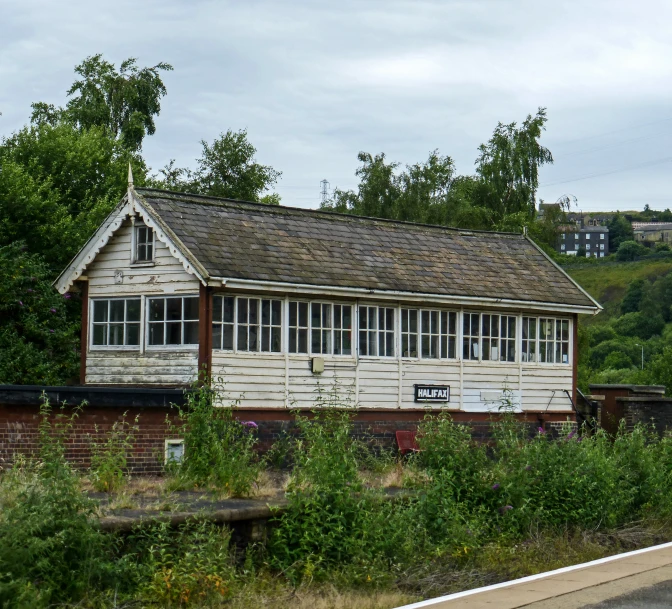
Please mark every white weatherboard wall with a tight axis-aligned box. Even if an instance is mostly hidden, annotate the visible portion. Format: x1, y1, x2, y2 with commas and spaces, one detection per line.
210, 356, 573, 411
85, 220, 200, 386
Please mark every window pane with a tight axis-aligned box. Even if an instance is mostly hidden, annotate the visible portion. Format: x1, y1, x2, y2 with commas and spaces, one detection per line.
223, 324, 234, 350
183, 297, 199, 321
149, 299, 164, 322
166, 298, 182, 321
299, 302, 308, 326
261, 300, 271, 325
262, 326, 270, 351
110, 300, 125, 323
93, 300, 108, 323
312, 329, 321, 353
238, 299, 248, 324
126, 299, 141, 322
298, 328, 308, 353
249, 324, 258, 351
342, 329, 352, 355
108, 323, 123, 346
289, 330, 297, 353
223, 297, 235, 323
166, 322, 182, 344
311, 303, 321, 328
93, 324, 107, 345
149, 323, 164, 345
271, 327, 282, 352
289, 302, 298, 326
213, 324, 222, 349
184, 321, 199, 345
272, 300, 282, 326
213, 297, 223, 323
126, 323, 140, 346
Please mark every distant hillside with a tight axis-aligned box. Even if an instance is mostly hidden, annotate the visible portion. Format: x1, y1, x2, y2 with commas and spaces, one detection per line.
566, 258, 672, 321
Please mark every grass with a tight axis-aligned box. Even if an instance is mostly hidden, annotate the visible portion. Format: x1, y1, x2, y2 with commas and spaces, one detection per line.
566, 258, 672, 320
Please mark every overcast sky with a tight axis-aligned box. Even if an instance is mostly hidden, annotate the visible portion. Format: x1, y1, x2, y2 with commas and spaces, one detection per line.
2, 0, 672, 213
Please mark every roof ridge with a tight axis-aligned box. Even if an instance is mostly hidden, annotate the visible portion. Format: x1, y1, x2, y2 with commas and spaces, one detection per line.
134, 187, 524, 238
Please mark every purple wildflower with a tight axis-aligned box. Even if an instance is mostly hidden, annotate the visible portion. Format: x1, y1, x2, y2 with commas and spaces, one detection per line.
49, 329, 54, 334
18, 301, 23, 306
538, 427, 546, 434
524, 465, 532, 471
241, 421, 258, 429
499, 505, 514, 514
50, 308, 57, 314
492, 483, 500, 490
566, 430, 576, 441
63, 293, 72, 300
26, 289, 33, 293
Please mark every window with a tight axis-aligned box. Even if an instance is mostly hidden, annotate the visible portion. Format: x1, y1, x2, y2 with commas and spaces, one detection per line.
574, 233, 579, 240
522, 317, 537, 362
600, 243, 605, 250
212, 296, 282, 352
311, 303, 332, 354
585, 253, 590, 258
401, 308, 419, 357
600, 252, 605, 257
561, 233, 566, 240
288, 301, 352, 355
463, 312, 480, 360
585, 233, 591, 240
289, 301, 309, 353
92, 298, 141, 347
333, 304, 353, 355
561, 244, 566, 251
586, 243, 591, 250
148, 296, 199, 346
135, 225, 154, 262
359, 306, 395, 357
481, 314, 516, 362
539, 318, 570, 364
420, 310, 457, 359
600, 233, 605, 240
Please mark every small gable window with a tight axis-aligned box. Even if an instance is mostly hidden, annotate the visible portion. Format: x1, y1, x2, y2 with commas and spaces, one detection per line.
135, 225, 154, 262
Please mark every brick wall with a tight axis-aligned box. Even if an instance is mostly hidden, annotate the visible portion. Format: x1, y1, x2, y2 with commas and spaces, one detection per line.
0, 386, 576, 474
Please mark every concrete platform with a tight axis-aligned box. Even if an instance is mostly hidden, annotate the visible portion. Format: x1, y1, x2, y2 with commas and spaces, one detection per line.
397, 542, 672, 609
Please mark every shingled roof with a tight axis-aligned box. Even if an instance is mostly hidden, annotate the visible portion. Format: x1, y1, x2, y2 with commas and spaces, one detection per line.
132, 188, 598, 311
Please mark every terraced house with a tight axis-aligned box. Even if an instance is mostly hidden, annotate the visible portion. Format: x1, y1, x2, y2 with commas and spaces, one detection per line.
54, 176, 601, 431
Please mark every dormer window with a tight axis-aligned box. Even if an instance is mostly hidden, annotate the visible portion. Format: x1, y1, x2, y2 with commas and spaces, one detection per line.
135, 225, 154, 262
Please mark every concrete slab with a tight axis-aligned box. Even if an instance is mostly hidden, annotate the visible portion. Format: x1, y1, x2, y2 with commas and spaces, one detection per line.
395, 542, 672, 609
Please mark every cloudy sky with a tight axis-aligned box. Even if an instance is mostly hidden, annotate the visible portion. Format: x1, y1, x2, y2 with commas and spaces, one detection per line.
2, 0, 671, 212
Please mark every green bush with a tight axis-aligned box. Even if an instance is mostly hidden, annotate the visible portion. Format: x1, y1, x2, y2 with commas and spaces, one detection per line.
89, 412, 138, 493
170, 383, 260, 495
616, 240, 649, 261
612, 312, 664, 340
603, 351, 634, 370
0, 397, 121, 607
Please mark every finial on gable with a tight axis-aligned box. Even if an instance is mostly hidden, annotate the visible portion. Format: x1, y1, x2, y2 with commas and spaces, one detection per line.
128, 163, 134, 189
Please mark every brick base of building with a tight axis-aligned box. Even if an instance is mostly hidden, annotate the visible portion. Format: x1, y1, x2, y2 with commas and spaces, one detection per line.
0, 385, 577, 474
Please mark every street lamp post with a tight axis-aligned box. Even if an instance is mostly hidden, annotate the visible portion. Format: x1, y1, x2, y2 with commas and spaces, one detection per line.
635, 344, 644, 370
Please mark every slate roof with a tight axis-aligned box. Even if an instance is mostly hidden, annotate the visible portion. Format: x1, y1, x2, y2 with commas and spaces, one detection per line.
135, 188, 598, 310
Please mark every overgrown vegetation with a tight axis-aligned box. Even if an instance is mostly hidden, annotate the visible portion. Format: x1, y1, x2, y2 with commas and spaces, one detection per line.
562, 256, 672, 392
3, 391, 671, 608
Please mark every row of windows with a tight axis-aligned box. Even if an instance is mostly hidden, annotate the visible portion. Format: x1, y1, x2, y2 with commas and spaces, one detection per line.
561, 243, 606, 251
91, 296, 571, 364
561, 233, 606, 240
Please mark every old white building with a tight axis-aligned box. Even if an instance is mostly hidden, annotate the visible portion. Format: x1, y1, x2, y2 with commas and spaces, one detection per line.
55, 179, 600, 418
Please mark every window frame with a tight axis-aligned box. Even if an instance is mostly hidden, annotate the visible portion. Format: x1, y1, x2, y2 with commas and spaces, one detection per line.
462, 312, 518, 363
522, 316, 571, 365
358, 304, 396, 358
289, 299, 354, 357
145, 295, 200, 349
401, 307, 457, 360
212, 295, 284, 354
89, 297, 142, 350
133, 223, 156, 264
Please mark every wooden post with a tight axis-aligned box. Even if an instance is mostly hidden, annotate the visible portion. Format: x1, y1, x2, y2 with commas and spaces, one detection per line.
198, 284, 213, 383
572, 313, 579, 414
79, 282, 89, 385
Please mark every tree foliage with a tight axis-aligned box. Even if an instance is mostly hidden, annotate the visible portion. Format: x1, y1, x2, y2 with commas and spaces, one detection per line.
322, 108, 554, 242
152, 129, 281, 203
0, 243, 80, 384
32, 54, 173, 151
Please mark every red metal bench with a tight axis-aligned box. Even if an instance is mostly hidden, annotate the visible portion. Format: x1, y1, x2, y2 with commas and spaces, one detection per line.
396, 430, 420, 455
